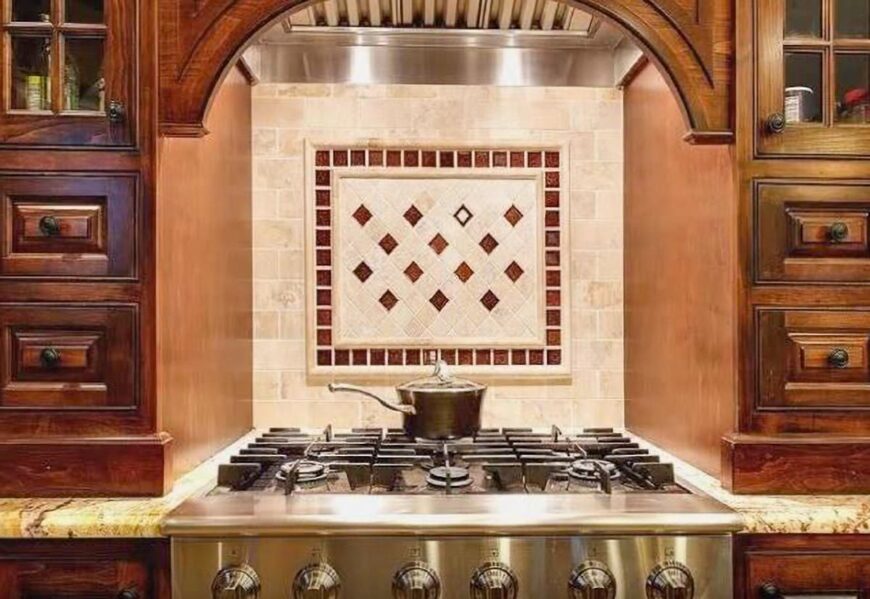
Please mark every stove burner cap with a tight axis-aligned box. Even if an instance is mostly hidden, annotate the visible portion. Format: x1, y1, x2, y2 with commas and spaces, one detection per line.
568, 459, 621, 482
276, 460, 328, 484
426, 465, 472, 488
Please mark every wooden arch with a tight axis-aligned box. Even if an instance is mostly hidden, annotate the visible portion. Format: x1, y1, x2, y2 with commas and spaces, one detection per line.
158, 0, 733, 142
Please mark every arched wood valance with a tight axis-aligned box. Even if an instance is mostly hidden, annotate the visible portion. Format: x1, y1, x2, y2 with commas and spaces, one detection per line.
158, 0, 733, 143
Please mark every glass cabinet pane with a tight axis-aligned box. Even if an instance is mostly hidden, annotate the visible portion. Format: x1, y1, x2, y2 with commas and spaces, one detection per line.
836, 53, 870, 123
11, 0, 52, 22
65, 0, 104, 24
785, 52, 824, 123
786, 0, 823, 37
64, 37, 106, 112
10, 36, 52, 111
836, 0, 870, 38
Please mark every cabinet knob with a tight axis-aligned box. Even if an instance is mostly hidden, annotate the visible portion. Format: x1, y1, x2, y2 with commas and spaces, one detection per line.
766, 112, 786, 134
118, 590, 140, 599
40, 347, 61, 368
39, 215, 61, 236
828, 348, 850, 369
107, 100, 126, 124
829, 222, 849, 242
758, 583, 781, 599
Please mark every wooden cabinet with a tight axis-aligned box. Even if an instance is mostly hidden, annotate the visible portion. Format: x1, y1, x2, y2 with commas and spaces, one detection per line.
0, 0, 137, 147
0, 539, 169, 599
755, 0, 870, 157
755, 182, 870, 283
0, 174, 138, 278
737, 535, 870, 598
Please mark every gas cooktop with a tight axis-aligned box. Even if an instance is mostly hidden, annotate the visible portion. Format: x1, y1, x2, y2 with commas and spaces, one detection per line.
213, 426, 686, 496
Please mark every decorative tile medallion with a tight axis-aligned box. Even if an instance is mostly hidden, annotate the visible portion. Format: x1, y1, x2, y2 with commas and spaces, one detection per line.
308, 144, 568, 375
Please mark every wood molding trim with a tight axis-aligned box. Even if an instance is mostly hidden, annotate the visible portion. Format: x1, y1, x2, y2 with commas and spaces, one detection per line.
721, 434, 870, 495
0, 434, 173, 497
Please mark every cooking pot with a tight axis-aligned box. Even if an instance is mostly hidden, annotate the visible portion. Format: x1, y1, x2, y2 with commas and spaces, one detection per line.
327, 360, 486, 440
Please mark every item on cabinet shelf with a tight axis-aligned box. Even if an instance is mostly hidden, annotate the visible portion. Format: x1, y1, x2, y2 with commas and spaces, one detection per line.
327, 360, 486, 440
840, 88, 870, 124
784, 86, 815, 123
64, 59, 79, 111
166, 426, 739, 599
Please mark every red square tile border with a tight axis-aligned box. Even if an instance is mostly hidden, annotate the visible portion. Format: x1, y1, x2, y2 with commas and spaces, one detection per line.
309, 145, 567, 374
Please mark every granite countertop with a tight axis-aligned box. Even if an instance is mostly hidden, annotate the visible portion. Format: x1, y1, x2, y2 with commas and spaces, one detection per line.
0, 432, 867, 538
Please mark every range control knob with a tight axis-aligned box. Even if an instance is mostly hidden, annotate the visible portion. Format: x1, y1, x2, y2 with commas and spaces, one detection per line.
392, 561, 441, 599
646, 561, 694, 599
211, 564, 261, 599
568, 561, 617, 599
293, 563, 341, 599
470, 561, 518, 599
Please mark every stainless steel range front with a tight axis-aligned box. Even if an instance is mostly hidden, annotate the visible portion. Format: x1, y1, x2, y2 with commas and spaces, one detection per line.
165, 427, 742, 598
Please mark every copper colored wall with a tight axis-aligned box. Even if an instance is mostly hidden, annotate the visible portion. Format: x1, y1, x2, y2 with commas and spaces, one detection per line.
156, 66, 254, 478
623, 62, 737, 476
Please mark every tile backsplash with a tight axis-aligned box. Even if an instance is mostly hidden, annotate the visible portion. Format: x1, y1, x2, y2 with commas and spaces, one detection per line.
252, 84, 624, 430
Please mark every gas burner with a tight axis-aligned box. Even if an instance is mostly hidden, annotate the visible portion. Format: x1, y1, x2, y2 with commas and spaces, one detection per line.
567, 459, 621, 482
276, 460, 328, 484
426, 465, 472, 488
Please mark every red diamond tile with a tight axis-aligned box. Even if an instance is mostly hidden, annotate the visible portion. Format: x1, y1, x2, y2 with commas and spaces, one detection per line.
379, 233, 399, 255
430, 290, 450, 312
504, 261, 524, 282
453, 204, 473, 227
353, 261, 373, 282
404, 261, 424, 283
429, 233, 449, 255
352, 204, 373, 226
479, 233, 499, 254
504, 205, 524, 227
454, 261, 474, 282
404, 205, 423, 226
379, 290, 398, 311
480, 290, 500, 311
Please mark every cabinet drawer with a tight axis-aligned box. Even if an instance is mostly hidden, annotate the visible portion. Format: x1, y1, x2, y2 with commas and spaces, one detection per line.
0, 175, 138, 278
756, 183, 870, 283
0, 304, 137, 410
747, 553, 868, 597
758, 309, 870, 410
0, 559, 150, 599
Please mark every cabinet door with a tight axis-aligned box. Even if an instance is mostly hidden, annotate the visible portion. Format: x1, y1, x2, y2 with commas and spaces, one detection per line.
756, 0, 870, 157
0, 0, 136, 147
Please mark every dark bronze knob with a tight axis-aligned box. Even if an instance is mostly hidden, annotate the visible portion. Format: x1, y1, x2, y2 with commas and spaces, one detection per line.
293, 563, 341, 599
40, 347, 61, 368
829, 222, 849, 242
392, 561, 441, 599
569, 561, 616, 599
107, 100, 126, 124
211, 564, 260, 599
646, 561, 694, 599
766, 112, 787, 134
470, 562, 518, 599
828, 348, 850, 369
758, 583, 782, 599
39, 215, 61, 236
118, 590, 140, 599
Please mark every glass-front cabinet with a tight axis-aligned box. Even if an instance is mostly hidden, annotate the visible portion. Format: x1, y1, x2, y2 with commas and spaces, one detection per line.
0, 0, 135, 146
757, 0, 870, 156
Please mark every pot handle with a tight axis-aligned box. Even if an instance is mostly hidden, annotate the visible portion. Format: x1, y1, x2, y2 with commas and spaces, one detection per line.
327, 383, 417, 416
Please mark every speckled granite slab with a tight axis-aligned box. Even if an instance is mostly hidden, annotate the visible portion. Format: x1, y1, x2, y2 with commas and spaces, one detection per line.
0, 431, 866, 538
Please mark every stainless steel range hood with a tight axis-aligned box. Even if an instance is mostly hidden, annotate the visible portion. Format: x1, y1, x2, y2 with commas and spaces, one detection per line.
251, 2, 641, 87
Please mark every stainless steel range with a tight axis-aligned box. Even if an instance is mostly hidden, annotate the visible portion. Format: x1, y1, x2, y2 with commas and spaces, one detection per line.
164, 427, 741, 598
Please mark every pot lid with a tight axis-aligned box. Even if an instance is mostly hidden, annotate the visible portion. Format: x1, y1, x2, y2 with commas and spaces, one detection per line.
398, 360, 486, 392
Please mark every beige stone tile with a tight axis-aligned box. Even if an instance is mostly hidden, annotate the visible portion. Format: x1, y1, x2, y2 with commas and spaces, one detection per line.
570, 251, 598, 280
573, 399, 625, 428
596, 250, 623, 280
254, 280, 305, 311
252, 128, 278, 156
279, 311, 305, 340
280, 250, 306, 279
520, 399, 573, 427
573, 340, 624, 370
571, 310, 599, 339
568, 133, 595, 160
254, 158, 302, 189
274, 83, 332, 98
253, 250, 281, 279
571, 220, 623, 250
253, 340, 306, 370
253, 311, 280, 339
254, 399, 363, 428
594, 131, 623, 161
575, 280, 623, 310
571, 100, 623, 131
252, 189, 278, 219
570, 161, 622, 192
252, 219, 305, 249
253, 371, 281, 401
569, 190, 596, 219
277, 187, 305, 219
598, 311, 624, 339
595, 190, 623, 221
251, 98, 307, 128
481, 399, 523, 428
598, 370, 624, 399
302, 98, 360, 128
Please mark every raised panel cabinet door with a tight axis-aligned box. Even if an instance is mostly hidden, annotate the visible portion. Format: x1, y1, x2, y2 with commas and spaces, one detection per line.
755, 0, 870, 156
755, 182, 870, 282
0, 559, 149, 599
0, 303, 137, 410
756, 308, 870, 432
746, 553, 868, 597
0, 174, 138, 278
0, 0, 136, 146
